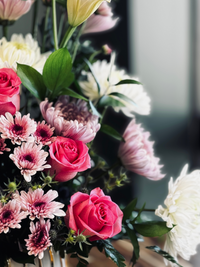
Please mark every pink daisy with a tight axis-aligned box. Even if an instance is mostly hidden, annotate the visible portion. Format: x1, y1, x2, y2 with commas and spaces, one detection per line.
118, 119, 165, 180
0, 199, 28, 234
25, 218, 52, 259
40, 96, 100, 143
33, 121, 55, 146
15, 188, 65, 220
9, 142, 51, 182
0, 112, 37, 145
0, 137, 10, 154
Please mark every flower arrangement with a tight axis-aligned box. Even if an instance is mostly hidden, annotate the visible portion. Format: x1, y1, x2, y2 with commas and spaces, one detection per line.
0, 1, 199, 267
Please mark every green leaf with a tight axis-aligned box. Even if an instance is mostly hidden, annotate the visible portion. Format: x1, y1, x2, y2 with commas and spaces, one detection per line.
125, 226, 139, 266
43, 48, 74, 96
98, 95, 126, 108
89, 101, 102, 117
122, 198, 137, 222
17, 63, 46, 100
83, 58, 101, 94
59, 88, 88, 101
131, 202, 146, 223
96, 240, 126, 267
114, 79, 142, 86
109, 92, 136, 106
146, 246, 183, 267
100, 124, 124, 142
134, 221, 172, 237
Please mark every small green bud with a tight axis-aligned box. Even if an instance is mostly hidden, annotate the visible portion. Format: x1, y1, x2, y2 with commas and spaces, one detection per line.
98, 161, 106, 169
44, 176, 52, 184
76, 234, 86, 243
8, 182, 17, 192
108, 171, 115, 179
69, 229, 76, 235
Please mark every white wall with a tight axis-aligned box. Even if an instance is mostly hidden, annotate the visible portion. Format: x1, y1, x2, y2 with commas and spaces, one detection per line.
128, 0, 190, 116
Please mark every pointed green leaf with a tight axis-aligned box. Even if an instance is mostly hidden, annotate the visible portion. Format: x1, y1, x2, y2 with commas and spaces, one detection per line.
114, 79, 142, 86
125, 226, 139, 266
89, 101, 102, 117
100, 124, 124, 142
134, 221, 172, 237
122, 198, 137, 222
109, 92, 136, 106
146, 246, 183, 267
98, 95, 126, 108
17, 63, 46, 100
83, 58, 101, 94
43, 48, 74, 95
59, 88, 88, 101
96, 240, 126, 267
131, 202, 146, 223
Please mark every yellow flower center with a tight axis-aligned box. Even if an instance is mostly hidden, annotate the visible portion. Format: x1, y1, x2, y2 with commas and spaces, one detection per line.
11, 42, 30, 52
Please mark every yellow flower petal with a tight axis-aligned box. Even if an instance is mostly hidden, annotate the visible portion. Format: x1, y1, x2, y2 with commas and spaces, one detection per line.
67, 0, 111, 27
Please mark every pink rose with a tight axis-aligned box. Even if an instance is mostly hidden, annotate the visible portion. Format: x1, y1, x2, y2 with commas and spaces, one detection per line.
0, 68, 21, 115
49, 136, 91, 182
65, 188, 123, 241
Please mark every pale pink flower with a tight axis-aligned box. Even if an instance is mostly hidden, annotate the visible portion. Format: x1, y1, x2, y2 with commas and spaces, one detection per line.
33, 121, 55, 146
0, 112, 37, 145
40, 96, 100, 143
0, 0, 33, 21
9, 142, 51, 182
0, 137, 10, 154
0, 199, 28, 234
82, 2, 118, 34
118, 119, 165, 180
15, 188, 65, 220
25, 218, 52, 259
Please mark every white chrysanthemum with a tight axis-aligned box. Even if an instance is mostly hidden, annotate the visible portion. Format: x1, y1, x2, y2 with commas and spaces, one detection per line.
0, 34, 51, 73
79, 59, 151, 116
155, 164, 200, 266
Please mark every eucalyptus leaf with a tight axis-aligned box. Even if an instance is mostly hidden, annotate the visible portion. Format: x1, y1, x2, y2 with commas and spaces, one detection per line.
59, 88, 88, 101
122, 198, 137, 222
146, 246, 183, 267
98, 95, 126, 108
109, 92, 136, 106
125, 226, 139, 266
17, 63, 46, 100
89, 101, 102, 117
134, 221, 172, 237
100, 124, 124, 142
83, 58, 101, 94
43, 48, 74, 96
114, 79, 142, 86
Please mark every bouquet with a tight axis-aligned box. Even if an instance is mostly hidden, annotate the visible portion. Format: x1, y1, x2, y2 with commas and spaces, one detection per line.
0, 0, 199, 266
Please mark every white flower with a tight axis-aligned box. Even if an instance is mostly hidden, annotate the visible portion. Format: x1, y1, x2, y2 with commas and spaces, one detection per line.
79, 59, 151, 117
155, 164, 200, 266
0, 34, 51, 73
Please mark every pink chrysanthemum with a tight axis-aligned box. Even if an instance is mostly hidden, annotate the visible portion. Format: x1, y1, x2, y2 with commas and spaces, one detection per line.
0, 137, 10, 154
33, 121, 55, 146
9, 142, 51, 182
118, 119, 165, 180
40, 96, 100, 143
0, 199, 28, 234
25, 218, 52, 259
15, 188, 65, 220
0, 112, 37, 145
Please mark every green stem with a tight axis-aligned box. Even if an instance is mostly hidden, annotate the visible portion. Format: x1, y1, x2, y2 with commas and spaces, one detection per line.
90, 158, 121, 184
89, 50, 101, 62
2, 25, 7, 38
42, 6, 51, 53
100, 106, 107, 124
52, 0, 58, 50
134, 208, 155, 212
60, 25, 76, 48
57, 13, 65, 44
32, 0, 39, 39
72, 22, 86, 63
